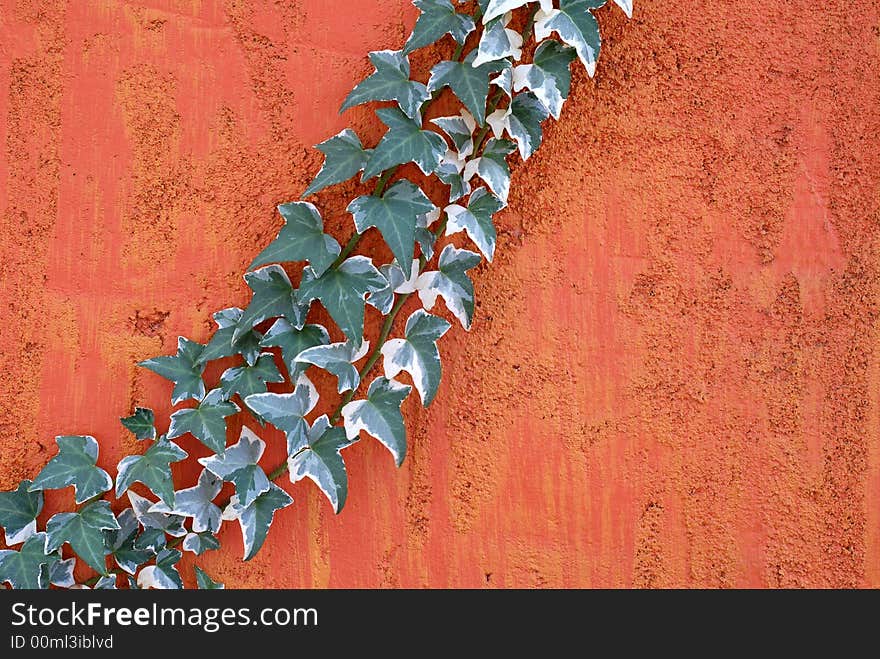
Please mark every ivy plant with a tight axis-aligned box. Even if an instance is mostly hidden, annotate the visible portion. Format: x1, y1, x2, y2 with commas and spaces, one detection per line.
0, 0, 632, 589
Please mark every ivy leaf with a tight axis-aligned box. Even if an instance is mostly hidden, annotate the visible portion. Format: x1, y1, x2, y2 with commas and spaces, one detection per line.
432, 109, 477, 157
249, 202, 341, 277
94, 575, 118, 589
303, 129, 371, 198
340, 50, 429, 121
428, 52, 505, 125
472, 15, 523, 67
0, 480, 43, 545
381, 309, 451, 406
367, 262, 408, 315
404, 0, 475, 54
362, 107, 447, 180
288, 416, 355, 514
260, 319, 330, 381
295, 340, 370, 394
133, 528, 167, 553
483, 0, 553, 24
534, 0, 604, 77
0, 533, 55, 589
49, 557, 77, 588
463, 137, 515, 203
29, 435, 113, 505
195, 565, 225, 589
105, 508, 152, 575
235, 266, 308, 344
139, 338, 206, 405
491, 65, 513, 97
225, 483, 293, 561
149, 468, 223, 534
245, 375, 319, 455
220, 353, 284, 400
46, 501, 119, 575
512, 40, 577, 119
444, 187, 504, 261
168, 389, 240, 455
613, 0, 633, 18
127, 491, 186, 537
341, 377, 412, 467
348, 180, 436, 269
416, 245, 481, 329
121, 408, 156, 441
182, 531, 220, 556
298, 256, 386, 345
487, 91, 549, 160
198, 427, 270, 509
115, 436, 189, 507
197, 308, 263, 368
137, 548, 183, 590
437, 159, 472, 202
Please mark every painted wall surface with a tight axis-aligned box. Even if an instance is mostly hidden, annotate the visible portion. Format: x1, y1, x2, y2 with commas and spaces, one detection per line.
1, 0, 879, 588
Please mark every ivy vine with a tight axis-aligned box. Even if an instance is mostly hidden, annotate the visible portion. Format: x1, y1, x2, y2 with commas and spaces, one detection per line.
0, 0, 632, 590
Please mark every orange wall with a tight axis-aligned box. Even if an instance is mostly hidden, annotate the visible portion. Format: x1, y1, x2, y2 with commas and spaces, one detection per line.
1, 0, 879, 588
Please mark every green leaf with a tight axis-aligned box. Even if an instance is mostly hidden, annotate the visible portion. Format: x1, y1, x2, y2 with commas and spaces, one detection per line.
127, 491, 186, 538
436, 160, 471, 202
182, 531, 220, 556
432, 110, 477, 157
121, 407, 156, 441
404, 0, 475, 54
105, 508, 152, 575
225, 483, 293, 561
260, 319, 330, 382
488, 91, 549, 160
463, 137, 515, 203
197, 307, 264, 368
341, 377, 412, 467
235, 266, 308, 344
137, 548, 183, 589
46, 501, 119, 575
362, 107, 447, 180
491, 65, 513, 97
534, 0, 604, 77
115, 436, 188, 507
298, 256, 386, 345
303, 129, 371, 198
428, 52, 505, 126
340, 50, 429, 121
0, 480, 43, 545
246, 376, 319, 455
249, 202, 341, 277
472, 16, 523, 67
288, 416, 354, 514
415, 245, 481, 329
295, 340, 369, 394
0, 533, 56, 589
513, 40, 577, 119
168, 389, 240, 455
444, 187, 504, 261
348, 180, 436, 269
199, 428, 270, 509
29, 435, 113, 505
94, 575, 118, 589
366, 262, 408, 315
149, 469, 223, 534
483, 0, 553, 24
139, 337, 206, 405
49, 557, 77, 588
195, 565, 225, 589
380, 309, 451, 406
220, 353, 284, 400
133, 528, 167, 553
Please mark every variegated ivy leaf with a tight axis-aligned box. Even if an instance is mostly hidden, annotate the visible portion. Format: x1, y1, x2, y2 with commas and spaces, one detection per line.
249, 202, 341, 277
94, 575, 118, 589
139, 337, 206, 405
366, 262, 406, 315
115, 436, 188, 507
195, 565, 224, 589
416, 245, 481, 329
381, 309, 451, 406
46, 501, 119, 575
341, 50, 429, 122
105, 508, 152, 575
245, 375, 318, 455
487, 91, 549, 160
429, 52, 505, 125
472, 15, 523, 68
491, 65, 513, 96
235, 266, 308, 344
404, 0, 475, 54
133, 528, 167, 553
512, 40, 577, 119
137, 548, 182, 590
224, 483, 293, 561
260, 319, 330, 382
482, 0, 554, 24
295, 339, 369, 394
197, 307, 263, 368
432, 109, 477, 158
436, 160, 472, 202
534, 0, 603, 77
444, 187, 504, 261
198, 427, 270, 509
29, 435, 113, 505
288, 416, 355, 514
127, 491, 186, 537
297, 256, 386, 345
182, 531, 220, 556
416, 226, 437, 261
348, 180, 436, 269
121, 407, 156, 440
149, 468, 223, 534
303, 129, 371, 198
362, 107, 447, 180
341, 377, 412, 467
220, 353, 284, 400
463, 138, 516, 203
0, 480, 43, 545
0, 533, 55, 589
168, 389, 240, 455
613, 0, 633, 18
49, 557, 77, 588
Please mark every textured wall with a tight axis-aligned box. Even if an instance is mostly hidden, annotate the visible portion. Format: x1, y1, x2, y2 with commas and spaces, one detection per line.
1, 0, 879, 588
